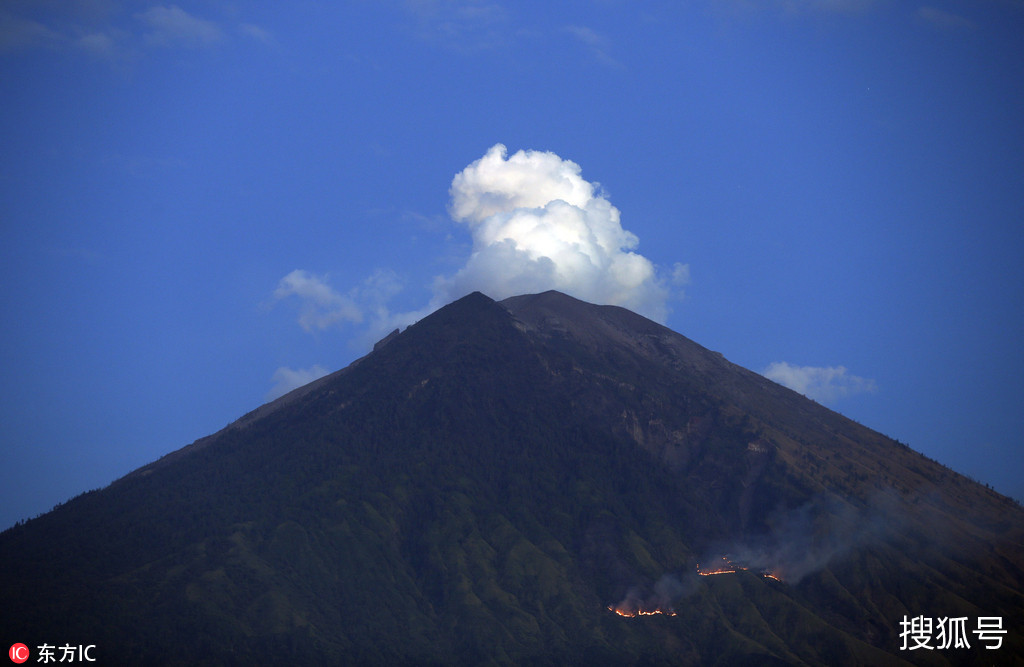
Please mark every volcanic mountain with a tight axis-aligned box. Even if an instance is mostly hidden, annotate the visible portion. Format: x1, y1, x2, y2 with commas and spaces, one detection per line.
2, 290, 1022, 665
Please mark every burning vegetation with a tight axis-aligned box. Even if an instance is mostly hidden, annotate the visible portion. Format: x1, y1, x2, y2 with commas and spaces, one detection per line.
697, 556, 783, 582
607, 605, 678, 618
607, 558, 786, 619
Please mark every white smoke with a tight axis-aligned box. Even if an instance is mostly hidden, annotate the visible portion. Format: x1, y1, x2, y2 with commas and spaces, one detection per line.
707, 491, 904, 584
436, 143, 684, 323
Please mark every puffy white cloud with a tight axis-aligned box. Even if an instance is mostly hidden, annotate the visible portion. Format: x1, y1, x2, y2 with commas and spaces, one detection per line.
762, 362, 877, 403
271, 144, 685, 363
438, 143, 681, 322
266, 365, 330, 401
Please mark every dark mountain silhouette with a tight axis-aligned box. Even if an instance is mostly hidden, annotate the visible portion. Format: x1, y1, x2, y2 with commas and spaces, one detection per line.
2, 290, 1022, 665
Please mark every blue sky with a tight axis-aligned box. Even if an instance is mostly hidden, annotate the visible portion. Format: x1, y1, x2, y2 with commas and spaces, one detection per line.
2, 0, 1022, 530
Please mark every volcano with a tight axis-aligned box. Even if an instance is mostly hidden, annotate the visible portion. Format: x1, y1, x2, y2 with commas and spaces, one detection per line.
2, 290, 1022, 664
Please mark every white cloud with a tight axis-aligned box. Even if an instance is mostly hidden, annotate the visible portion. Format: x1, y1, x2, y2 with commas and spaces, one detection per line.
135, 5, 222, 48
272, 145, 684, 350
273, 270, 363, 331
762, 361, 877, 403
437, 143, 679, 322
266, 365, 330, 401
271, 268, 422, 343
671, 262, 691, 286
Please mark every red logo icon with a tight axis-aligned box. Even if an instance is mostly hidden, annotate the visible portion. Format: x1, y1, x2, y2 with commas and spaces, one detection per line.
9, 644, 29, 664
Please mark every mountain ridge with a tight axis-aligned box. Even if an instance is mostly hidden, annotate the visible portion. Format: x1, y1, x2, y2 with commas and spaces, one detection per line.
2, 290, 1021, 665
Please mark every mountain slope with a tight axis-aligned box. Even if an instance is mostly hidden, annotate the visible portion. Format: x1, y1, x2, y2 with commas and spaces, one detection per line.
1, 290, 1021, 665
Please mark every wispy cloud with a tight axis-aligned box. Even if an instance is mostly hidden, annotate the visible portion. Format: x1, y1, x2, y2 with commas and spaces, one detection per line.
272, 270, 363, 332
0, 11, 61, 51
915, 6, 976, 30
787, 0, 876, 11
564, 25, 624, 70
762, 361, 877, 403
271, 268, 419, 341
267, 269, 416, 400
0, 4, 271, 60
402, 0, 509, 51
135, 5, 222, 48
266, 365, 330, 401
238, 23, 274, 45
75, 30, 118, 57
712, 0, 876, 17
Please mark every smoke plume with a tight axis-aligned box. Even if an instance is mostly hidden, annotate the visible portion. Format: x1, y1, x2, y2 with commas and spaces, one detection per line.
436, 144, 685, 323
708, 492, 903, 584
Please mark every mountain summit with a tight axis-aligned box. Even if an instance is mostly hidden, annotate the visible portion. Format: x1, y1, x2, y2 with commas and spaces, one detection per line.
2, 290, 1022, 664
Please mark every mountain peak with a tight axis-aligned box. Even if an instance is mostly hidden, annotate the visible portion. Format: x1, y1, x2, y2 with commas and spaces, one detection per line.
2, 291, 1022, 664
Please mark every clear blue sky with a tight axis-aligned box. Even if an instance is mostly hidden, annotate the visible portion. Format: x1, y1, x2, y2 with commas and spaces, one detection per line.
2, 1, 1022, 530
